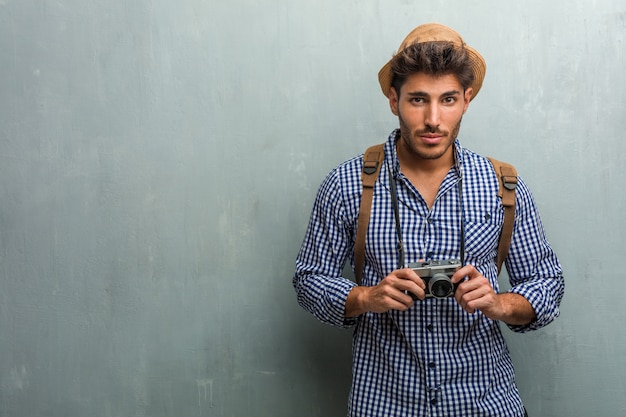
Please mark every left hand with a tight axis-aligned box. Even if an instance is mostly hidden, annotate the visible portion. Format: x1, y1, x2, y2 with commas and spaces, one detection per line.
451, 264, 505, 321
451, 264, 536, 325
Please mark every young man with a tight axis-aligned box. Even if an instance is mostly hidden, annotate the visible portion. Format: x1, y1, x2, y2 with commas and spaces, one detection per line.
293, 23, 564, 417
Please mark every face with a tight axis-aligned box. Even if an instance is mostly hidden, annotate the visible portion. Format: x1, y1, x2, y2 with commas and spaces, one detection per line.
389, 72, 472, 165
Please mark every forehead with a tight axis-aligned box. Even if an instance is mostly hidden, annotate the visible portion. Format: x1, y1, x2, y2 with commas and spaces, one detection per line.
399, 72, 464, 96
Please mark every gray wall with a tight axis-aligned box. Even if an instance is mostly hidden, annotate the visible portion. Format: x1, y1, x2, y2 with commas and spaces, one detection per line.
1, 1, 624, 416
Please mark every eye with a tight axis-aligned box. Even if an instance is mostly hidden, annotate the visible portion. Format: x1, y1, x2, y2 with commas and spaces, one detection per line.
442, 96, 456, 105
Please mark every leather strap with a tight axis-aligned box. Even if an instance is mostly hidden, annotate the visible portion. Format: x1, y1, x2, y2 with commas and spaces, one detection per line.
355, 144, 385, 285
487, 157, 518, 275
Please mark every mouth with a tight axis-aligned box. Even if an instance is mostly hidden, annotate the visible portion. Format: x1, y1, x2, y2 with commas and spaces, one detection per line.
419, 133, 445, 145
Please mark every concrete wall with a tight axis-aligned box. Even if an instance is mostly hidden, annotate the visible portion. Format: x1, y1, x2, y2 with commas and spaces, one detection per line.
1, 1, 624, 415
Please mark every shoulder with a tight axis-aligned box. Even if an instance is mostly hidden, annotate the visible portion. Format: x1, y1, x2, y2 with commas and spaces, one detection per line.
311, 154, 364, 219
459, 147, 500, 183
318, 154, 362, 194
459, 146, 536, 209
460, 146, 525, 184
317, 131, 396, 205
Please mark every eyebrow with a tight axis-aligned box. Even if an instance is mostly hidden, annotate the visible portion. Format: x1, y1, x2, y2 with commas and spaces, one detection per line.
406, 90, 462, 98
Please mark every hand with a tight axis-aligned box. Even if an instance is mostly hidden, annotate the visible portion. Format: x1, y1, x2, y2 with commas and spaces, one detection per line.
345, 268, 425, 317
451, 264, 536, 325
452, 264, 505, 320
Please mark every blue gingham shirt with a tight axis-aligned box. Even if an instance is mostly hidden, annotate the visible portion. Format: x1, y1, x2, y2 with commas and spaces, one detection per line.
293, 130, 564, 417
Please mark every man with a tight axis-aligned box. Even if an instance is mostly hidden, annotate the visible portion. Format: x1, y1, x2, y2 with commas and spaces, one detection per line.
293, 23, 564, 417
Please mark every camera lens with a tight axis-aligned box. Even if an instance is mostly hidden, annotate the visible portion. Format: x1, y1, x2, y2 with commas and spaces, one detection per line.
429, 273, 453, 298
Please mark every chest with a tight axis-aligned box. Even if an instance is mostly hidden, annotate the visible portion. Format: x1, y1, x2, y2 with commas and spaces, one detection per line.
403, 170, 449, 209
360, 171, 504, 282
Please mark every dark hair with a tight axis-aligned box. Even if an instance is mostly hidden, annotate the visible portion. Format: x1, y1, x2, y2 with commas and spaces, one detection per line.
390, 41, 474, 95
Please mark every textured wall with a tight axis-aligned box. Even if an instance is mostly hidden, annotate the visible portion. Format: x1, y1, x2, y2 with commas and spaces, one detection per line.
0, 1, 624, 416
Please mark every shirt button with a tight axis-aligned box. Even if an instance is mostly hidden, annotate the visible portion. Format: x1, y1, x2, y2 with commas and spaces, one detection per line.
428, 362, 436, 369
427, 324, 434, 332
431, 398, 438, 405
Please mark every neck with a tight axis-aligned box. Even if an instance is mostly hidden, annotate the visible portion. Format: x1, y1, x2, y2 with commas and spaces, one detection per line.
395, 139, 456, 209
396, 138, 455, 176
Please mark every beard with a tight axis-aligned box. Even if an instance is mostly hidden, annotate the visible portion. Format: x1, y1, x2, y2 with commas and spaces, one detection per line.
397, 110, 463, 161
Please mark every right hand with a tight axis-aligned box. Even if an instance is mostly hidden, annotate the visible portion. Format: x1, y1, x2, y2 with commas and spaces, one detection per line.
345, 268, 425, 317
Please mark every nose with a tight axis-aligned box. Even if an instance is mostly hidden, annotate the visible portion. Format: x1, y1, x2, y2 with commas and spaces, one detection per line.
424, 104, 441, 130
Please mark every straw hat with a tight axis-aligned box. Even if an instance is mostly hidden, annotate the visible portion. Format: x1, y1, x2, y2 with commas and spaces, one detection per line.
377, 23, 486, 100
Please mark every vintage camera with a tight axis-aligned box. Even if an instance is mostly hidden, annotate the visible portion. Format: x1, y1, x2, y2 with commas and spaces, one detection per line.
407, 259, 462, 299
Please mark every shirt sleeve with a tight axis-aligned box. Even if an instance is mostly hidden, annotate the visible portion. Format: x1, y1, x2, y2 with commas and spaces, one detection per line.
504, 177, 565, 333
293, 167, 359, 328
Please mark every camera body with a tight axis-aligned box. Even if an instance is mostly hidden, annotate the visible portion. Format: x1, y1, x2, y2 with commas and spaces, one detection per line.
407, 259, 461, 299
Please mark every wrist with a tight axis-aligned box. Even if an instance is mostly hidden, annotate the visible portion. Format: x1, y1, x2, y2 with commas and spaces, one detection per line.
495, 293, 536, 326
345, 286, 368, 318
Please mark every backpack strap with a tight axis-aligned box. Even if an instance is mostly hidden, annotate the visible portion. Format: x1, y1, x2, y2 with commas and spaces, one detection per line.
487, 157, 518, 276
354, 144, 385, 285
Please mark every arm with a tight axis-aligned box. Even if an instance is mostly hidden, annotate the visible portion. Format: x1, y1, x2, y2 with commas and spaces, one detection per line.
453, 176, 564, 330
293, 165, 361, 327
504, 177, 564, 331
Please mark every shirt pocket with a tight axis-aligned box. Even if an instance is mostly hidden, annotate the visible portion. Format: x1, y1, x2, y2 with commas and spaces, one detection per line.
463, 204, 504, 261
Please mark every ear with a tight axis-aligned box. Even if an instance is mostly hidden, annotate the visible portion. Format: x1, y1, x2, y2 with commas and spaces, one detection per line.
462, 87, 473, 113
389, 86, 399, 116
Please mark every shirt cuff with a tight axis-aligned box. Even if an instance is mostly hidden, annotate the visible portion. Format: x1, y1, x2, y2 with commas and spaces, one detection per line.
322, 278, 359, 328
506, 279, 561, 333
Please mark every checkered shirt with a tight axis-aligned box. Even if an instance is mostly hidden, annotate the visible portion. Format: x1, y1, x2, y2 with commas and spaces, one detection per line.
293, 130, 564, 417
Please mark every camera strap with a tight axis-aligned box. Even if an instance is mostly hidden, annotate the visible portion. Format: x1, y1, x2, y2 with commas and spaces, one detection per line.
387, 163, 465, 270
387, 163, 405, 270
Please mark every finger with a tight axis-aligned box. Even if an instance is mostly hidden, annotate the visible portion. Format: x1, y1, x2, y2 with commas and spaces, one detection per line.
455, 290, 476, 314
375, 280, 418, 306
458, 273, 492, 295
395, 268, 426, 289
392, 269, 426, 300
456, 276, 481, 293
456, 282, 494, 314
385, 291, 416, 310
390, 279, 425, 301
451, 264, 478, 283
404, 287, 426, 301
